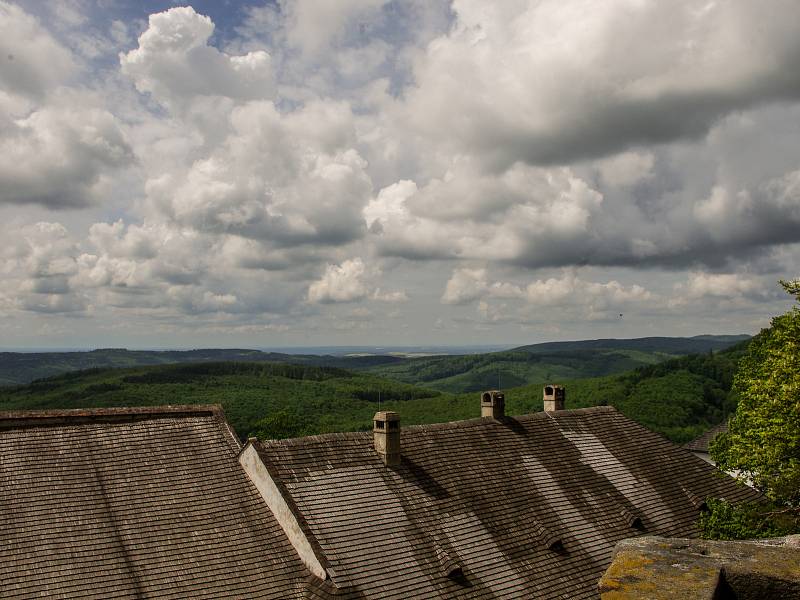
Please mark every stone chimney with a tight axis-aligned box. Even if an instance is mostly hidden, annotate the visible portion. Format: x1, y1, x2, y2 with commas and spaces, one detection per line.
481, 390, 505, 419
373, 411, 400, 466
543, 385, 565, 412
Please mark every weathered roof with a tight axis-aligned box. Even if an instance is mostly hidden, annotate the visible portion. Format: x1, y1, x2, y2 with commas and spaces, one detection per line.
0, 405, 309, 599
253, 406, 758, 599
683, 421, 728, 453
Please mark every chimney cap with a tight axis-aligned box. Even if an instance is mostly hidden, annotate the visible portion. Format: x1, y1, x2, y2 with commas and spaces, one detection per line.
481, 390, 504, 403
373, 410, 400, 423
481, 390, 505, 418
373, 411, 400, 465
543, 384, 565, 412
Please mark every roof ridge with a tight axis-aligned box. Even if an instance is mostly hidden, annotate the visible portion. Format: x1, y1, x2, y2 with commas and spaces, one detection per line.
0, 404, 225, 429
260, 405, 618, 447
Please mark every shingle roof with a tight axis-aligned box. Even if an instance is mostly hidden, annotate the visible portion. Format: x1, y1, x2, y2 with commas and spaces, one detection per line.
683, 421, 729, 453
0, 405, 309, 599
252, 406, 758, 599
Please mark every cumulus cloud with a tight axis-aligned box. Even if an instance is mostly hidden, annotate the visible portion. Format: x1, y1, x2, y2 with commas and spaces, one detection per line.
367, 122, 800, 270
282, 0, 388, 57
442, 267, 651, 310
441, 268, 488, 305
0, 222, 87, 314
522, 272, 652, 308
166, 286, 238, 314
237, 0, 452, 96
2, 2, 800, 344
596, 151, 655, 188
0, 3, 134, 209
120, 6, 275, 109
0, 1, 75, 99
308, 258, 369, 303
144, 99, 371, 247
367, 163, 604, 265
675, 272, 772, 302
694, 169, 800, 247
404, 0, 800, 169
0, 103, 134, 207
371, 288, 409, 303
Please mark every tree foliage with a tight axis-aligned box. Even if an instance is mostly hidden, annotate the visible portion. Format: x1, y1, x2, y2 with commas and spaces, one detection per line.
711, 281, 800, 503
250, 409, 312, 440
704, 280, 800, 538
699, 498, 798, 540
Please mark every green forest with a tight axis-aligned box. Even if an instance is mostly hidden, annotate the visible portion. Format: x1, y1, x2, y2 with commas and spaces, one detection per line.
0, 340, 748, 444
363, 335, 747, 393
0, 335, 745, 387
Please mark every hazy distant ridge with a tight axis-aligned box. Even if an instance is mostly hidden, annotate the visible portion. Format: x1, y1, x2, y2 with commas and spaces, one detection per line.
512, 335, 750, 354
0, 335, 749, 388
0, 348, 401, 387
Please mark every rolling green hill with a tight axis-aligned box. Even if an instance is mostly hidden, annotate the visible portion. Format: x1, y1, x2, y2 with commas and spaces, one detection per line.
512, 335, 750, 354
0, 341, 748, 444
489, 341, 749, 443
0, 362, 437, 438
0, 335, 747, 389
0, 348, 403, 387
365, 335, 748, 394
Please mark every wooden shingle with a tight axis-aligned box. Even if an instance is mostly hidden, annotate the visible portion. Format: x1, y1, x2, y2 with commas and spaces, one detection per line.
253, 406, 758, 599
0, 405, 309, 599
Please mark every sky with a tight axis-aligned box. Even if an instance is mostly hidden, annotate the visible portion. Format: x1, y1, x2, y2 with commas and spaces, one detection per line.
1, 0, 799, 349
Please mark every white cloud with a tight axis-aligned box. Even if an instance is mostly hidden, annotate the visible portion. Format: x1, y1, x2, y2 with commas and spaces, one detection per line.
0, 221, 88, 314
442, 268, 652, 318
166, 286, 238, 314
368, 163, 603, 265
523, 272, 652, 308
143, 99, 371, 247
1, 2, 799, 344
441, 268, 488, 305
0, 3, 134, 210
0, 1, 75, 99
0, 103, 134, 208
308, 258, 369, 303
282, 0, 389, 57
371, 288, 409, 303
120, 6, 275, 109
596, 151, 655, 188
679, 273, 763, 300
403, 0, 800, 168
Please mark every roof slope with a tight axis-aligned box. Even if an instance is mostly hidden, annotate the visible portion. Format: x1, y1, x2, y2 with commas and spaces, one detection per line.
255, 406, 757, 599
0, 406, 308, 599
683, 421, 728, 453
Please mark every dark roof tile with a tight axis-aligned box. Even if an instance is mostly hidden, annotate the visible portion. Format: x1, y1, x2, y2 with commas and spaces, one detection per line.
0, 405, 309, 599
683, 421, 728, 452
254, 406, 757, 599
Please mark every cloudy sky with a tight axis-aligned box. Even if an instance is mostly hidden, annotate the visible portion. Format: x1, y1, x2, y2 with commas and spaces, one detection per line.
1, 0, 799, 349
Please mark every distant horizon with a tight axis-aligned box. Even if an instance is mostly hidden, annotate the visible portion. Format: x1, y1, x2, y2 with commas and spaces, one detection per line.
0, 332, 751, 354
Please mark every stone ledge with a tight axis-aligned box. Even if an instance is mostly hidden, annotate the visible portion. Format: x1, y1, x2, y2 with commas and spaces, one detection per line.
598, 535, 800, 600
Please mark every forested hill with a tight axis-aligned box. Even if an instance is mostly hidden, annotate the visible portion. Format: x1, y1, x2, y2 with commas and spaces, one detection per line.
0, 362, 437, 438
0, 334, 748, 389
364, 335, 749, 394
0, 340, 749, 444
0, 348, 403, 386
512, 335, 750, 354
507, 339, 751, 443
